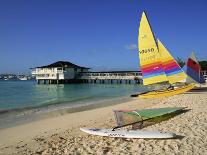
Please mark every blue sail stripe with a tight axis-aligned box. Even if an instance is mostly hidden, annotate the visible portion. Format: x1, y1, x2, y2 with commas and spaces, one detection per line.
165, 69, 183, 76
143, 72, 166, 78
165, 67, 181, 75
187, 67, 205, 83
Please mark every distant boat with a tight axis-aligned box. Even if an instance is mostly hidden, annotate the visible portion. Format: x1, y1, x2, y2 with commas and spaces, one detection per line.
133, 12, 194, 98
18, 74, 28, 80
18, 77, 28, 80
185, 52, 206, 84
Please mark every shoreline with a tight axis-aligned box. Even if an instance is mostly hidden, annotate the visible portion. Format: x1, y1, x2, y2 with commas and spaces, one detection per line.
0, 95, 133, 129
0, 82, 149, 129
1, 92, 207, 154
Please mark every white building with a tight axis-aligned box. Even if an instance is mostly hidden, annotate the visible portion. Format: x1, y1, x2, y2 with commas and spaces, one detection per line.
31, 61, 90, 84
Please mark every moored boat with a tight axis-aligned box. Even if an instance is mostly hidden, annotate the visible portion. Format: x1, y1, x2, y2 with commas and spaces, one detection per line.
136, 12, 194, 98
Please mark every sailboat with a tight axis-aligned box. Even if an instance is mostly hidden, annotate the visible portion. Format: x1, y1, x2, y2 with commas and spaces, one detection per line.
113, 107, 186, 130
185, 52, 206, 85
137, 12, 194, 98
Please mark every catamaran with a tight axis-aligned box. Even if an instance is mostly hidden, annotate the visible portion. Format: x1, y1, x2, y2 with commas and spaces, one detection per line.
136, 12, 194, 98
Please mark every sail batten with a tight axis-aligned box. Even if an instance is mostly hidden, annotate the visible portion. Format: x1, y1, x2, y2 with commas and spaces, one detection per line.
138, 12, 168, 85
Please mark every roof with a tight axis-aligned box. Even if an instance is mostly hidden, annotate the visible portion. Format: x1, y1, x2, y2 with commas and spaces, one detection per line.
32, 61, 90, 69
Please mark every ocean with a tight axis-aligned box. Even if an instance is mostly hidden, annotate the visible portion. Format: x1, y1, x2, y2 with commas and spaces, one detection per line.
0, 81, 148, 128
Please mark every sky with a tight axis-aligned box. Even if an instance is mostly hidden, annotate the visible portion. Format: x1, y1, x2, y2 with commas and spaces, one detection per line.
0, 0, 207, 73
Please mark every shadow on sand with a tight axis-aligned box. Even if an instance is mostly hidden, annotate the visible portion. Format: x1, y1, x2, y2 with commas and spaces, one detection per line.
189, 87, 207, 92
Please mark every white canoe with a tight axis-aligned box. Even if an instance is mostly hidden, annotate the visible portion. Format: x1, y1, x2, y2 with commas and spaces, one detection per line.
80, 128, 177, 139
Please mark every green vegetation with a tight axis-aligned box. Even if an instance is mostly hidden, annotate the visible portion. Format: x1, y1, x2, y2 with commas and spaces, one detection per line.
199, 61, 207, 70
176, 57, 185, 68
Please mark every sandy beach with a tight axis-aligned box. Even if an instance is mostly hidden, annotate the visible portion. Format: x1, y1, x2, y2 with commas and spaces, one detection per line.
0, 91, 207, 154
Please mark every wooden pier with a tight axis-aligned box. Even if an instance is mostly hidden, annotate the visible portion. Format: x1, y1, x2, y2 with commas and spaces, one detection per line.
78, 71, 142, 84
35, 71, 142, 84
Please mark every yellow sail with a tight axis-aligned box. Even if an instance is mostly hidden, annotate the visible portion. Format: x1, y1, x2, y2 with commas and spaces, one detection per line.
138, 12, 168, 85
157, 40, 187, 84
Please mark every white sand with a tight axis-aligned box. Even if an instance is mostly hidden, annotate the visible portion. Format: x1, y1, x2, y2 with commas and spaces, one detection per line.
0, 91, 207, 154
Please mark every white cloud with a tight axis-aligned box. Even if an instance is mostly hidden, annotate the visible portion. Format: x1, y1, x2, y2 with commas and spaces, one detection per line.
125, 44, 137, 51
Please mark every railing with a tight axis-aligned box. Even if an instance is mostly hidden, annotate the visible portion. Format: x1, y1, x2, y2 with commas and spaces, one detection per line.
78, 72, 142, 80
31, 70, 143, 81
32, 72, 61, 79
31, 70, 63, 75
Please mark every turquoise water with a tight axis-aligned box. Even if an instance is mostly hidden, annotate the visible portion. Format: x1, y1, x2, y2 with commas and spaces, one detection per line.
0, 81, 148, 111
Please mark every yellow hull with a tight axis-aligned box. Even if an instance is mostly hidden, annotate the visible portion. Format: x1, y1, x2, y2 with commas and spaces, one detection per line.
139, 84, 195, 99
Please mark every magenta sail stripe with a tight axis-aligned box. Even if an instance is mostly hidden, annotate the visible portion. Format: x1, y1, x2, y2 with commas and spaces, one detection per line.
142, 69, 164, 76
141, 66, 164, 74
141, 64, 163, 72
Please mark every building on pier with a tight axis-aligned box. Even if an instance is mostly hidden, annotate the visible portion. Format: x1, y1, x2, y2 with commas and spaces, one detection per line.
31, 61, 143, 84
31, 61, 90, 84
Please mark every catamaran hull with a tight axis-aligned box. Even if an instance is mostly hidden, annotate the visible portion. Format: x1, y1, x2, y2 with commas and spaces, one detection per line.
139, 84, 194, 99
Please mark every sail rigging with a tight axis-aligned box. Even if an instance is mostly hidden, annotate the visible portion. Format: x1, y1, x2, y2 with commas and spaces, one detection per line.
113, 107, 185, 128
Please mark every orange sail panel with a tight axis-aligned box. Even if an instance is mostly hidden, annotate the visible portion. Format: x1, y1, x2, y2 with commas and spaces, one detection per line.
157, 40, 187, 84
138, 12, 167, 85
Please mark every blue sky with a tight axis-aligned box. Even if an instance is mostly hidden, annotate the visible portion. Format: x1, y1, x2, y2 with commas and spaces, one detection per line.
0, 0, 207, 73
